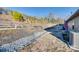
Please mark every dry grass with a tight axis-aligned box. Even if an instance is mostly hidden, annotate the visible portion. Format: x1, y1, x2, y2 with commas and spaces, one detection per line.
20, 32, 74, 52
0, 28, 35, 46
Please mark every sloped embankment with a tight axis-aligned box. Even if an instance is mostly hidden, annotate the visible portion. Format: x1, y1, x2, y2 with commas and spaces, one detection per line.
0, 28, 34, 45
20, 32, 74, 52
0, 28, 46, 52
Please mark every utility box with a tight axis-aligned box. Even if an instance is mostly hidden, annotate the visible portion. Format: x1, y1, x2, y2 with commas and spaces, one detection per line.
69, 31, 79, 50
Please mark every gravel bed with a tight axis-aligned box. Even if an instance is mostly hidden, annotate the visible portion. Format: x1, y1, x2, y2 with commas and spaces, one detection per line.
0, 31, 46, 52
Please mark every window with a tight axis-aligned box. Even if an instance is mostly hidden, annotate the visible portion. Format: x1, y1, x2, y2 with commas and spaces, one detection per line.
72, 25, 74, 30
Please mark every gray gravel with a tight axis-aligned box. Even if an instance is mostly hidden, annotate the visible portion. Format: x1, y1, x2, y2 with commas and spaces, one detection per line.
0, 31, 46, 52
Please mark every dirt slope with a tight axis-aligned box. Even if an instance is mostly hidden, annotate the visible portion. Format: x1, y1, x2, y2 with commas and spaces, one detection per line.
20, 32, 74, 52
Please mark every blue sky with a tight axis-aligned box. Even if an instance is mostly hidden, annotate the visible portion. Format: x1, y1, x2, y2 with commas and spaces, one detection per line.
8, 7, 79, 20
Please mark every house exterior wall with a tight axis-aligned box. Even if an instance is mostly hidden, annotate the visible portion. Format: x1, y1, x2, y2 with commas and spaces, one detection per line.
68, 16, 79, 32
68, 19, 74, 30
74, 17, 79, 31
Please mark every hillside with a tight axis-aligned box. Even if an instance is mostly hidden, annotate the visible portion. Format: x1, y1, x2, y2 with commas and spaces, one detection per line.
0, 8, 64, 28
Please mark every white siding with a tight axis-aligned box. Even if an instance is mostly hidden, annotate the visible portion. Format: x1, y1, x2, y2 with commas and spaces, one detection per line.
68, 19, 74, 30
68, 16, 79, 31
74, 17, 79, 31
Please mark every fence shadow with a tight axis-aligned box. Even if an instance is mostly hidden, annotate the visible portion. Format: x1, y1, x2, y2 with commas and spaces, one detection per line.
44, 24, 69, 45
